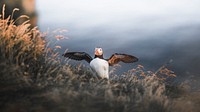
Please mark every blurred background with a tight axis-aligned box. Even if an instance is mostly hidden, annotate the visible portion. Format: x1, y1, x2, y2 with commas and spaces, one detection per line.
0, 0, 37, 27
1, 0, 200, 81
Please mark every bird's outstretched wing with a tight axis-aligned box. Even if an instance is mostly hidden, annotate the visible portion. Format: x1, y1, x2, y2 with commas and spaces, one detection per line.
62, 52, 93, 63
107, 53, 138, 66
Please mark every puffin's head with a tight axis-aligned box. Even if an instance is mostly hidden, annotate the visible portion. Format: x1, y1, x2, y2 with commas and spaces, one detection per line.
95, 47, 103, 56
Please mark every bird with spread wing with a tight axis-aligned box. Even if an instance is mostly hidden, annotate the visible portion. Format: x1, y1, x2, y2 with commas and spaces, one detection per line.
63, 47, 138, 79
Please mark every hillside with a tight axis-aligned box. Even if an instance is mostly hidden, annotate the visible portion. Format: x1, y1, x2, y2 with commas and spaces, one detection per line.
0, 5, 199, 112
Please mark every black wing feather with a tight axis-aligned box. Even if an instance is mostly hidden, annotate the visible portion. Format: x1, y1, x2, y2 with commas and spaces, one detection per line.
62, 52, 93, 63
108, 53, 138, 66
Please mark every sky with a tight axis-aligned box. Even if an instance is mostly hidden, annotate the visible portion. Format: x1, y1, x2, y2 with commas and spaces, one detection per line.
36, 0, 200, 31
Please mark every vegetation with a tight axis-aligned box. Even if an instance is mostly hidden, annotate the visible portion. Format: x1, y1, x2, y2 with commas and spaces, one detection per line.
0, 5, 200, 112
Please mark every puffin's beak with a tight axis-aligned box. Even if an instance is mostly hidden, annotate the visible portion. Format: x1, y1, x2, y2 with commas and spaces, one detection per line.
95, 49, 99, 55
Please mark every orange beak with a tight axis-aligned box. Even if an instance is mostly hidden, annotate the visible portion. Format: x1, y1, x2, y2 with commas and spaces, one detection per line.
95, 49, 99, 55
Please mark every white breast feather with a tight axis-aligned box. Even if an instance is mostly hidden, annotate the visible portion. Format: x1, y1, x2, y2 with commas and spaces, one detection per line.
90, 58, 109, 79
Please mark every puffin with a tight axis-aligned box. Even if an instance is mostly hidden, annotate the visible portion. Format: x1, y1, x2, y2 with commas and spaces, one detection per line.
62, 47, 138, 79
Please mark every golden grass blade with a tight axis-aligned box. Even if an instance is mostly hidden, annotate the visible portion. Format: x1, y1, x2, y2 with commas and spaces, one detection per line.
2, 4, 5, 20
2, 4, 6, 28
14, 15, 29, 23
11, 8, 20, 20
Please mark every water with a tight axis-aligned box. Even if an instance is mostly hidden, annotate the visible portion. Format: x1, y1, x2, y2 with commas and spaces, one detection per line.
36, 0, 200, 79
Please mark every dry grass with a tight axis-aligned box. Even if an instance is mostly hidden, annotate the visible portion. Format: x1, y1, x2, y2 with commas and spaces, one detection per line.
0, 5, 200, 112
